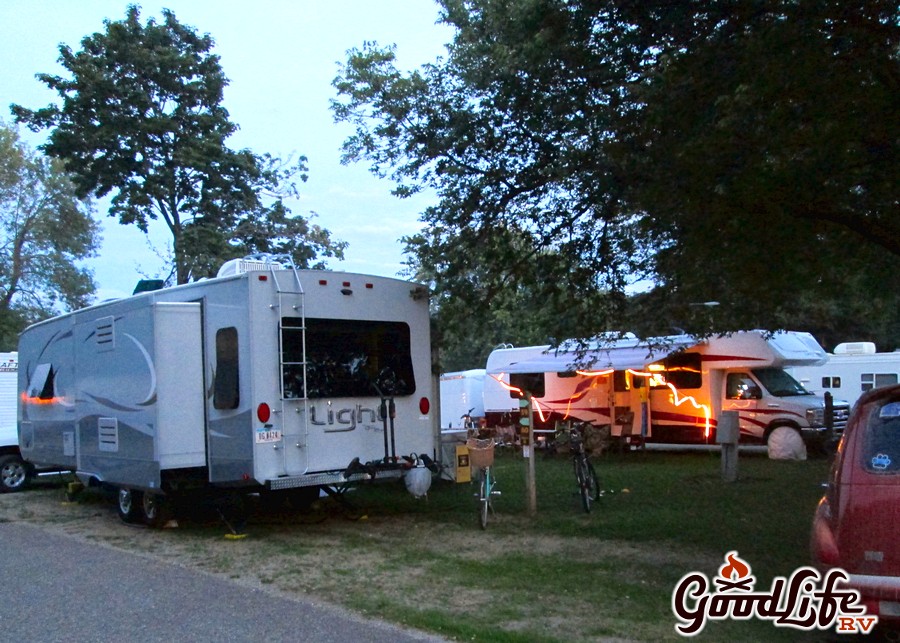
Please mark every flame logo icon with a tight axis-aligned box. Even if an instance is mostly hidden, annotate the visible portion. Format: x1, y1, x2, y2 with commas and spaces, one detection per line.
720, 552, 750, 580
715, 551, 754, 591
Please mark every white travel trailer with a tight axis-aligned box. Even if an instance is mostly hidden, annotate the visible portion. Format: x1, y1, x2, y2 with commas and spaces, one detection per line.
439, 369, 485, 429
0, 352, 28, 492
484, 331, 850, 448
789, 342, 900, 409
17, 258, 435, 524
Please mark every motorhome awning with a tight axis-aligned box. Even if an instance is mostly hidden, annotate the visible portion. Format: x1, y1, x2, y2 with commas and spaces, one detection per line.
487, 337, 695, 375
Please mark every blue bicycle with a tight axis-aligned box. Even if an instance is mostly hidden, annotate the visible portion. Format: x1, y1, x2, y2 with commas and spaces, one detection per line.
467, 437, 499, 529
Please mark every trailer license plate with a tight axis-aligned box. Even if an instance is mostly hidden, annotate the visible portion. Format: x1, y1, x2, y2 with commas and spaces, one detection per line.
255, 429, 282, 444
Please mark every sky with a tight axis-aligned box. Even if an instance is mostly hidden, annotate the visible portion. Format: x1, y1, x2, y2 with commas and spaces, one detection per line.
0, 1, 452, 300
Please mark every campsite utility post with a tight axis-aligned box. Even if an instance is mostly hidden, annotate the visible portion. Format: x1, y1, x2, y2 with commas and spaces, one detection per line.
519, 394, 537, 516
717, 411, 740, 482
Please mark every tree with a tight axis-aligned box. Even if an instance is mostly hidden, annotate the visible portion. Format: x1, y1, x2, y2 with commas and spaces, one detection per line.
616, 0, 900, 336
0, 124, 99, 349
333, 0, 899, 349
12, 5, 344, 285
402, 225, 619, 370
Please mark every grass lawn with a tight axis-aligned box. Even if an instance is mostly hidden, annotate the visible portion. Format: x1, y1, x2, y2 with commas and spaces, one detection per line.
325, 446, 835, 642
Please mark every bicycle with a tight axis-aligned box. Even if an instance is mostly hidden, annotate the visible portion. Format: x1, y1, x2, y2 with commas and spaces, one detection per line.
467, 437, 499, 528
561, 422, 600, 513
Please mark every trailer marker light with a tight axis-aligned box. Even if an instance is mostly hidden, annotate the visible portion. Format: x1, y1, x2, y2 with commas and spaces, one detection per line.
319, 279, 328, 286
342, 281, 351, 287
258, 275, 268, 281
257, 403, 271, 423
419, 397, 430, 415
365, 283, 374, 289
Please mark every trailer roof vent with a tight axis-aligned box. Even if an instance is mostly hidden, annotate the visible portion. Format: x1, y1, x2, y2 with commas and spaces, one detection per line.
217, 257, 285, 278
133, 279, 165, 295
834, 342, 877, 356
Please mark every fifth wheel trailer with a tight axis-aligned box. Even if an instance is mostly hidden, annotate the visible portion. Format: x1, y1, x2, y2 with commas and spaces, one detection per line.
17, 258, 435, 525
483, 331, 850, 449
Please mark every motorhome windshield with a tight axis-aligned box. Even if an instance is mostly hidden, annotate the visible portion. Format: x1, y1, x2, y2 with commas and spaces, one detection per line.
281, 318, 415, 399
751, 367, 811, 397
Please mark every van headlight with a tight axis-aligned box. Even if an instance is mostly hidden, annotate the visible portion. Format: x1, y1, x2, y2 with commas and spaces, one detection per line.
806, 408, 825, 426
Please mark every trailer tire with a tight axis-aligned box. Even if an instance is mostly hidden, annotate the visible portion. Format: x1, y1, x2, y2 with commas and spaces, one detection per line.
0, 454, 31, 493
116, 487, 143, 523
141, 492, 171, 528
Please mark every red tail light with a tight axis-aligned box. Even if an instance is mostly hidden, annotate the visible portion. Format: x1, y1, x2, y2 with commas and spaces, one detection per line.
257, 403, 271, 423
419, 397, 430, 415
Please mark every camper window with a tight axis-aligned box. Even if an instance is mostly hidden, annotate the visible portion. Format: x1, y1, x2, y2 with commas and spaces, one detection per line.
214, 327, 240, 409
652, 353, 702, 390
509, 372, 545, 398
282, 318, 415, 399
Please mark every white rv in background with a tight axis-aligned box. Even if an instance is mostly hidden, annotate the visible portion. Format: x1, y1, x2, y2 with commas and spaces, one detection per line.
0, 352, 29, 492
789, 342, 900, 409
17, 257, 435, 525
483, 331, 850, 448
439, 369, 485, 429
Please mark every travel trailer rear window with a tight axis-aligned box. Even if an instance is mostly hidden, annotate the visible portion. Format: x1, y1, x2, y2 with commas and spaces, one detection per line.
282, 318, 415, 399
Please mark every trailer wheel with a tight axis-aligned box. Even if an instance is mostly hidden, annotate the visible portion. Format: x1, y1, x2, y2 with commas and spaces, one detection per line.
116, 487, 142, 523
0, 455, 31, 492
141, 492, 171, 528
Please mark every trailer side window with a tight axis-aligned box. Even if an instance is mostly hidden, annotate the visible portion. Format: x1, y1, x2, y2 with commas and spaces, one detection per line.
26, 363, 56, 400
214, 327, 240, 409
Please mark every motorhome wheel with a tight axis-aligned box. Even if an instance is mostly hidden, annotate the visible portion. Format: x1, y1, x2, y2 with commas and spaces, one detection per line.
0, 455, 30, 492
116, 488, 143, 523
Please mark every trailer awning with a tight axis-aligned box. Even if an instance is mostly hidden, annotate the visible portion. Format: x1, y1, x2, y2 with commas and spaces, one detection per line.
487, 337, 695, 375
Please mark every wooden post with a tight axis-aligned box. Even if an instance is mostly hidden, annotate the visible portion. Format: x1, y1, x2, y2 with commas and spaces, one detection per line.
519, 394, 537, 516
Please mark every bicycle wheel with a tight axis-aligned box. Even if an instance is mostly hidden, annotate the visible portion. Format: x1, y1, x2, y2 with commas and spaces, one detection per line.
479, 467, 490, 529
576, 457, 599, 513
585, 459, 600, 503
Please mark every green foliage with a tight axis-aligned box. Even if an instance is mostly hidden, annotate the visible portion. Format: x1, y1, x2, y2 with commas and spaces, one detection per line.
12, 5, 344, 284
0, 124, 99, 349
333, 0, 899, 355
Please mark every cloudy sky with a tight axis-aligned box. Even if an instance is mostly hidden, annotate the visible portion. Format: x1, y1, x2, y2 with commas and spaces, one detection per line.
1, 1, 451, 299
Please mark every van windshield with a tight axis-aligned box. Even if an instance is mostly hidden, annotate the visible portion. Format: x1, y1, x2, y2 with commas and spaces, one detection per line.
751, 367, 811, 397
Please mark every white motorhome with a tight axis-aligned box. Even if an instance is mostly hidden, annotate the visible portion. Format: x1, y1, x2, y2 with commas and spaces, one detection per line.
484, 331, 850, 448
789, 342, 900, 410
17, 258, 435, 524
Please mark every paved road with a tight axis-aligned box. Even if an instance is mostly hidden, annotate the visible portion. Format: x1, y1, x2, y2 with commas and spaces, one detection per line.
0, 522, 442, 642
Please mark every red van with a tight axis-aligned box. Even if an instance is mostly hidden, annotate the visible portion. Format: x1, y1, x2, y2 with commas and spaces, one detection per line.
811, 384, 900, 622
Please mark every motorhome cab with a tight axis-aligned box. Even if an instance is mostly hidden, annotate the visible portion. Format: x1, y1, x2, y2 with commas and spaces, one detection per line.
644, 332, 850, 447
17, 258, 435, 525
483, 331, 850, 449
